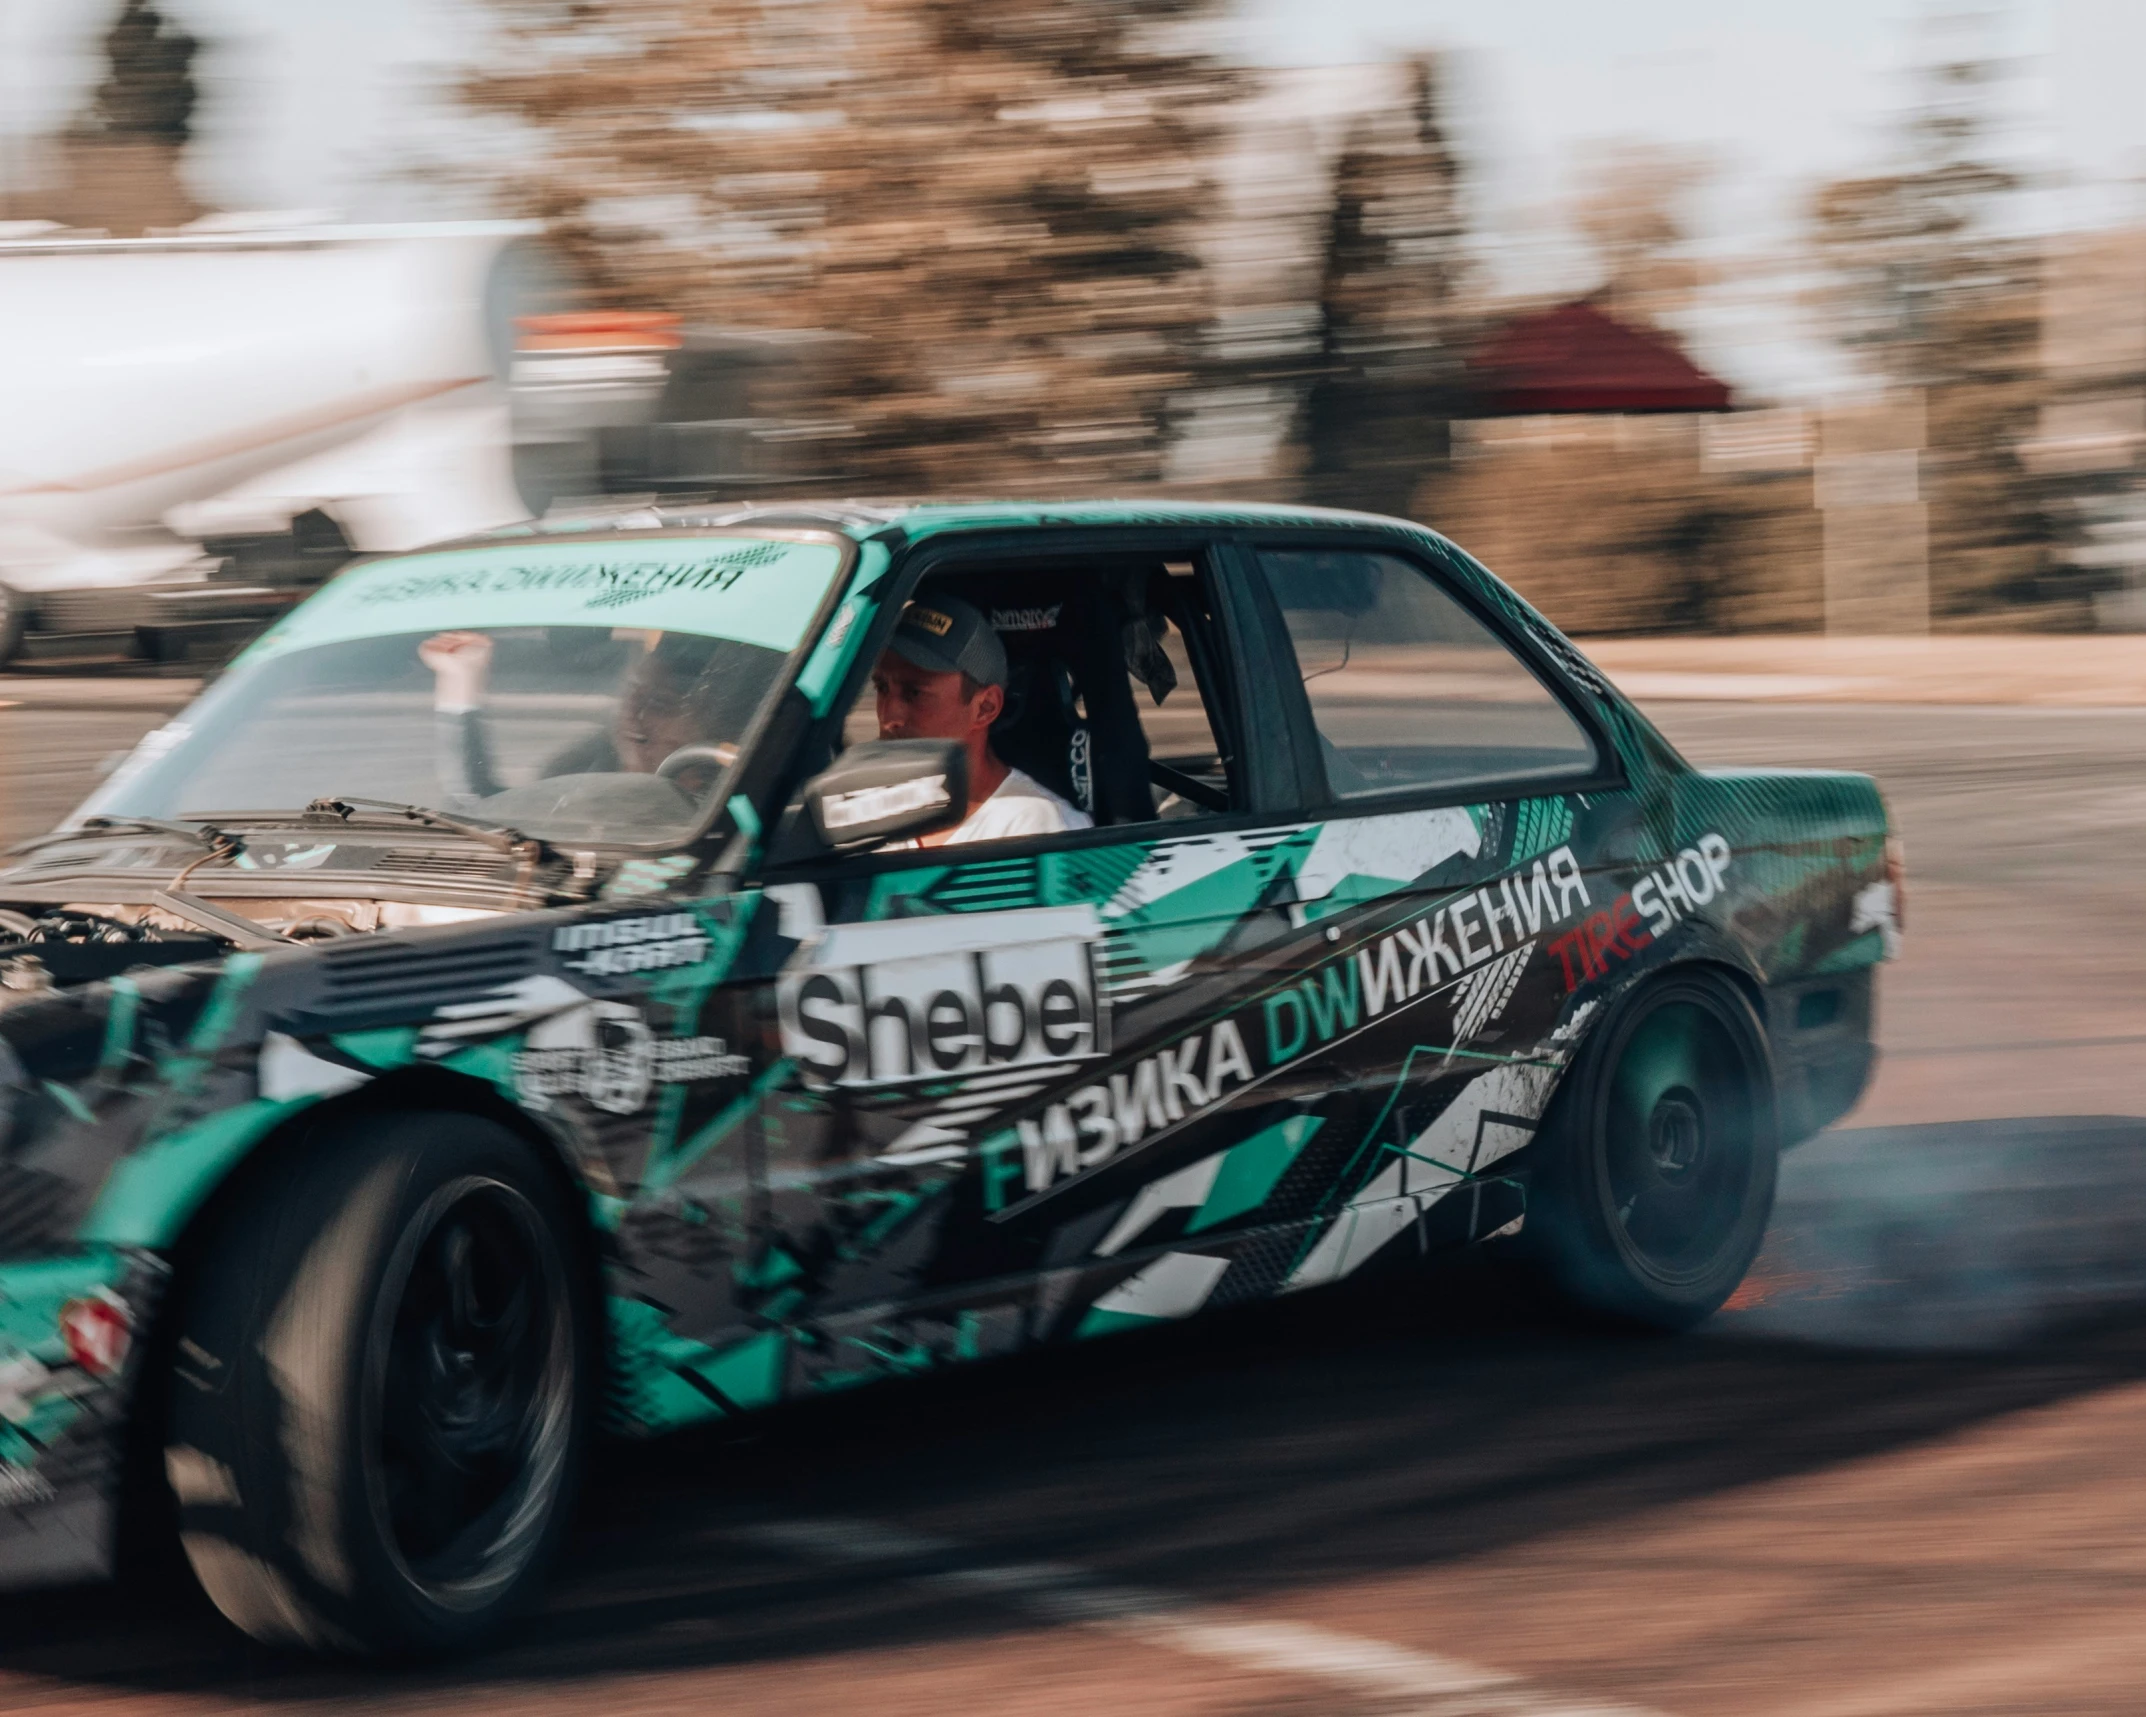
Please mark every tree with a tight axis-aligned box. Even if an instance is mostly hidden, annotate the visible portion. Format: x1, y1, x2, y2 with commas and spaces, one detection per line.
20, 0, 207, 234
1809, 21, 2072, 623
93, 0, 199, 145
1301, 55, 1469, 515
1570, 140, 1709, 333
463, 0, 1234, 491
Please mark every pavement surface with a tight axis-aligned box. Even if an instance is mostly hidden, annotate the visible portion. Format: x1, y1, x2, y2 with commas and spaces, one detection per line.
1583, 634, 2146, 706
3, 678, 2146, 1715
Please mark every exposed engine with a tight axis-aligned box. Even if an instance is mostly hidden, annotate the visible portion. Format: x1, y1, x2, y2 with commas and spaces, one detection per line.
0, 898, 502, 997
0, 910, 225, 994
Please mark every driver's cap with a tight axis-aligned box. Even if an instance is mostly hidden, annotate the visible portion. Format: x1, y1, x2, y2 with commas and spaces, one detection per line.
888, 596, 1007, 688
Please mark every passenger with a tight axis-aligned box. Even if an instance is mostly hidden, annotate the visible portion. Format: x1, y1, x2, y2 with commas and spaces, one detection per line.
872, 597, 1090, 847
419, 630, 744, 804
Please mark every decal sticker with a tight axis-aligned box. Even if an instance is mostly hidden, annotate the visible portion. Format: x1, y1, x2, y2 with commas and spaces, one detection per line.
243, 536, 844, 663
603, 854, 698, 900
0, 1463, 55, 1507
766, 882, 826, 940
982, 845, 1598, 1208
517, 1000, 748, 1115
257, 1031, 372, 1101
354, 548, 778, 609
1271, 846, 1586, 1059
1546, 832, 1731, 990
1095, 1115, 1324, 1257
1851, 878, 1903, 959
57, 1293, 130, 1379
1006, 1022, 1256, 1198
1079, 1251, 1230, 1335
1100, 827, 1281, 919
1630, 833, 1732, 939
1451, 942, 1532, 1041
1414, 1057, 1564, 1176
554, 911, 711, 977
419, 974, 587, 1055
1287, 805, 1483, 914
1284, 1058, 1563, 1293
989, 603, 1063, 632
779, 906, 1107, 1088
0, 1357, 45, 1423
1547, 894, 1651, 990
820, 602, 859, 652
871, 1061, 1088, 1164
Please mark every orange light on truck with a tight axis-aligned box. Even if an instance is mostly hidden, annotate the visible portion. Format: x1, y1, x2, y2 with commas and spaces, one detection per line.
514, 312, 682, 352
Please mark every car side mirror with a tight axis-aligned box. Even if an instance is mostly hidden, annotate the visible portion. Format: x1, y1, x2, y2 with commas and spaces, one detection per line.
802, 739, 968, 852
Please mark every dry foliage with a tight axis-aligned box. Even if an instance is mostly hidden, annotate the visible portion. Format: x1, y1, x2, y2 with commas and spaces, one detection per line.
465, 0, 1235, 491
1807, 31, 2083, 626
1300, 57, 1471, 515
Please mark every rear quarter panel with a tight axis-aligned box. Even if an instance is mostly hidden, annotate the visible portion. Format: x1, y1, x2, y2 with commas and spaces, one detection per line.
1552, 755, 1893, 1142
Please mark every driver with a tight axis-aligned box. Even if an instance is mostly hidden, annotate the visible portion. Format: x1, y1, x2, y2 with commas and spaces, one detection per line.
872, 597, 1090, 848
419, 630, 742, 804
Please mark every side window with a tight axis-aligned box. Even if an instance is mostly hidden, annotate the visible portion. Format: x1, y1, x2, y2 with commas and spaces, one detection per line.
1256, 549, 1597, 801
831, 563, 1243, 835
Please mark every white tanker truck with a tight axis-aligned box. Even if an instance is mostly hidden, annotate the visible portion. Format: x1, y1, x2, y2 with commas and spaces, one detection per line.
0, 220, 825, 667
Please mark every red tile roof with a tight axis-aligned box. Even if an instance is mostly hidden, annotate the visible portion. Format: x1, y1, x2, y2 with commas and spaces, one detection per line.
1471, 299, 1732, 414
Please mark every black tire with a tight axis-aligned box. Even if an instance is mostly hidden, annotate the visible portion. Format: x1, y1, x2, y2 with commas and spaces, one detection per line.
167, 1112, 592, 1655
1530, 969, 1778, 1329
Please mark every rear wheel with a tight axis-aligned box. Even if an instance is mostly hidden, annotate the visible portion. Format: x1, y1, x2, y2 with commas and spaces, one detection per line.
1530, 970, 1777, 1329
167, 1112, 590, 1655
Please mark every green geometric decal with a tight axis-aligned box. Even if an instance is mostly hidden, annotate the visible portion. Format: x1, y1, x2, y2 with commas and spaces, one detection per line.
696, 1329, 788, 1410
1186, 1115, 1324, 1234
330, 1026, 420, 1068
1074, 1305, 1155, 1341
1509, 797, 1574, 863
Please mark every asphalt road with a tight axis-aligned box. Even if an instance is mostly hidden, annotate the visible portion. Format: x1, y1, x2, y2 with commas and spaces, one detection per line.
3, 688, 2146, 1715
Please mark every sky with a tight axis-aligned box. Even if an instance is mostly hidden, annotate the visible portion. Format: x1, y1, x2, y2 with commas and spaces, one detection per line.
8, 0, 2146, 395
1250, 0, 2146, 186
13, 0, 2146, 219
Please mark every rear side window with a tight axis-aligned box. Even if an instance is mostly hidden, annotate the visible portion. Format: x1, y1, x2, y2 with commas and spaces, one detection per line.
1256, 549, 1597, 802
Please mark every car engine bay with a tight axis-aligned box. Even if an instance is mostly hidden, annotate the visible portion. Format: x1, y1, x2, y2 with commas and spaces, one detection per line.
0, 896, 507, 997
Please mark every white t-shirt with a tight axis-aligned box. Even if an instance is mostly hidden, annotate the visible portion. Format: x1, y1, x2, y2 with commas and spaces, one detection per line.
949, 766, 1091, 843
889, 766, 1090, 849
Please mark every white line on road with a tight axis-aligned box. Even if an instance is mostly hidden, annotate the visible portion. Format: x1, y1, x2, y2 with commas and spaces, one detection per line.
742, 1516, 1672, 1717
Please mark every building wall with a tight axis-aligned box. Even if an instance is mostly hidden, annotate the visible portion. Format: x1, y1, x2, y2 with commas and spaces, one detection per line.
1418, 413, 1825, 635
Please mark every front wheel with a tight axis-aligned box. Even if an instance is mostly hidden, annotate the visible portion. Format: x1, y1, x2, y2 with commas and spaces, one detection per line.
167, 1112, 591, 1655
1529, 970, 1778, 1329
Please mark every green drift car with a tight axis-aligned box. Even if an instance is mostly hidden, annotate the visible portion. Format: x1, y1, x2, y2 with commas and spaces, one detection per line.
0, 501, 1897, 1653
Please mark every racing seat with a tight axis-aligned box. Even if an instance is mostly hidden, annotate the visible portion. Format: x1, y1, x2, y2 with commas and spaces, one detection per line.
924, 571, 1157, 827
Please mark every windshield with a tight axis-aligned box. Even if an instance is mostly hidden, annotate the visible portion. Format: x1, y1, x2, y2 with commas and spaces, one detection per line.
78, 534, 845, 847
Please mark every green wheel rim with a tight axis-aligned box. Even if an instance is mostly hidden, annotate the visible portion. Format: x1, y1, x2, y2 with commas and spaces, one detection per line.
1603, 998, 1758, 1281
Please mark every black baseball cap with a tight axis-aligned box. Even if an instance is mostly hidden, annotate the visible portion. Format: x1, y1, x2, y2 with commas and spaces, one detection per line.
888, 596, 1008, 687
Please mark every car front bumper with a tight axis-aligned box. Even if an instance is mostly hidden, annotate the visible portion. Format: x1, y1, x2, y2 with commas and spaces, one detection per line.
0, 1248, 167, 1589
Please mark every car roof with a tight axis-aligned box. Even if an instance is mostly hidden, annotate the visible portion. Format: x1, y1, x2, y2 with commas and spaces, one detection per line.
465, 497, 1427, 548
395, 496, 1627, 719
